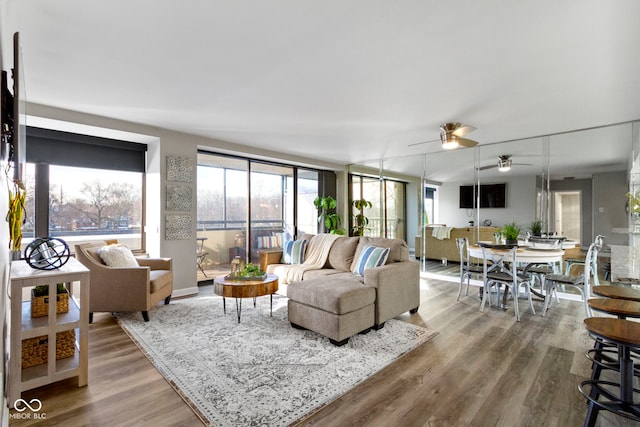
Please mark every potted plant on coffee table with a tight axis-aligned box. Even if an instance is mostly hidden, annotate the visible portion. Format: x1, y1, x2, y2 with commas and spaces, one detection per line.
501, 222, 520, 244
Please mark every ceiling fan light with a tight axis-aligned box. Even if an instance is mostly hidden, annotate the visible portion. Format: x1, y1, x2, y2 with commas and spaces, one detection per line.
441, 133, 459, 149
498, 158, 512, 172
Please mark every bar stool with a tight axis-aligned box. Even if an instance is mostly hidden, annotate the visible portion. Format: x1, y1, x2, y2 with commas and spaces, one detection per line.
579, 318, 640, 426
586, 298, 640, 382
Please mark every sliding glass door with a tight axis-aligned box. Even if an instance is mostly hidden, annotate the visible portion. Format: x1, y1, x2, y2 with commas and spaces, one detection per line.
197, 152, 321, 269
250, 163, 294, 263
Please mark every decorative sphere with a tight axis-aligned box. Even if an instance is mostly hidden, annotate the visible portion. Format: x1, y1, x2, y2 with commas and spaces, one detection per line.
24, 237, 71, 270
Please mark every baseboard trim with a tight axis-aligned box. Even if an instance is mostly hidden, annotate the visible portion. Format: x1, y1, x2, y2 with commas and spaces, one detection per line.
172, 286, 200, 299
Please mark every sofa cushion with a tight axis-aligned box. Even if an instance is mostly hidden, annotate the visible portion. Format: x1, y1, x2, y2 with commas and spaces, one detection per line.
350, 237, 408, 271
352, 245, 390, 276
283, 239, 306, 264
326, 236, 360, 271
302, 268, 344, 280
287, 276, 375, 315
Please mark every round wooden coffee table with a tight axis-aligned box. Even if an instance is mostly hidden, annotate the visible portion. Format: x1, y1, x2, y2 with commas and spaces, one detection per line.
213, 273, 279, 323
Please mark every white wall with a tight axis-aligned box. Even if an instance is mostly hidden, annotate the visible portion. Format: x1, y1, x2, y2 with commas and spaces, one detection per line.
438, 175, 538, 229
25, 103, 344, 297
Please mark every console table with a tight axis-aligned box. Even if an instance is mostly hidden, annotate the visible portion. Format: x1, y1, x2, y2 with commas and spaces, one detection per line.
8, 258, 90, 407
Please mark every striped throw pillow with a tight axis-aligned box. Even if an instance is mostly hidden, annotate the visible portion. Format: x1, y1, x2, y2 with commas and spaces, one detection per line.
283, 239, 307, 264
352, 245, 390, 276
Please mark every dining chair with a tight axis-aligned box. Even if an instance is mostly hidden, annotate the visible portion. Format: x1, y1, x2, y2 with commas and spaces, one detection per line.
455, 237, 483, 300
480, 246, 535, 321
543, 242, 599, 317
564, 235, 605, 285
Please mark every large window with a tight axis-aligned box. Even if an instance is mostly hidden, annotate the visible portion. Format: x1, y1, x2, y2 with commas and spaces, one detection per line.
22, 127, 147, 251
297, 169, 319, 235
197, 152, 322, 265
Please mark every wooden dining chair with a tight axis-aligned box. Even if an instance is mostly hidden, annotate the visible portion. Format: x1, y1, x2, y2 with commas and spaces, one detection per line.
480, 246, 535, 321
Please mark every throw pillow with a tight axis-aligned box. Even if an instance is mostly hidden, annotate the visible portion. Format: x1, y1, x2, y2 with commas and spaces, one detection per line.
283, 239, 307, 264
98, 244, 139, 267
352, 245, 390, 276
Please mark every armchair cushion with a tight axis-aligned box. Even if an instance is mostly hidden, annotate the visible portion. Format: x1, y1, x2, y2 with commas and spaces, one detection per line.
98, 244, 139, 267
149, 269, 173, 294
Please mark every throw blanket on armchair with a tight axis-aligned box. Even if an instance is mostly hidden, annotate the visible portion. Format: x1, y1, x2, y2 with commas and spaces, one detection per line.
283, 234, 341, 284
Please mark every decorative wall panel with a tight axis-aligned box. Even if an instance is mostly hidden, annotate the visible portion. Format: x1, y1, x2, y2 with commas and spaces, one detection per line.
166, 156, 193, 183
166, 184, 192, 211
166, 214, 192, 240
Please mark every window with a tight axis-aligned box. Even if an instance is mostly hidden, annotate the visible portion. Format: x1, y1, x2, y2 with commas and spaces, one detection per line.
424, 187, 436, 225
197, 152, 324, 266
350, 174, 406, 240
297, 169, 319, 236
22, 127, 147, 251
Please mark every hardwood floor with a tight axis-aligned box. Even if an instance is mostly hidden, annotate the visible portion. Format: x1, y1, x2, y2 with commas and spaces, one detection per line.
9, 278, 637, 426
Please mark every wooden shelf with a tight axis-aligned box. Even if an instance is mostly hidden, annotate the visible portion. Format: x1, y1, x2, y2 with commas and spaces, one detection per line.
9, 258, 90, 408
20, 299, 81, 339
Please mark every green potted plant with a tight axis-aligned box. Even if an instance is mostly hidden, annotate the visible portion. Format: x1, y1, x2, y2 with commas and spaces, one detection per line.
528, 219, 543, 236
351, 198, 372, 236
313, 196, 346, 235
501, 222, 520, 244
31, 283, 69, 318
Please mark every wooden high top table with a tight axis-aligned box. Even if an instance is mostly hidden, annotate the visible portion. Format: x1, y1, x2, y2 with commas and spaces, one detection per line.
592, 286, 640, 302
588, 298, 640, 320
213, 274, 278, 323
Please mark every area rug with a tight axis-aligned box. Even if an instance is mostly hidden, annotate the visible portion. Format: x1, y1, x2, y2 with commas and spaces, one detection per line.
115, 293, 437, 427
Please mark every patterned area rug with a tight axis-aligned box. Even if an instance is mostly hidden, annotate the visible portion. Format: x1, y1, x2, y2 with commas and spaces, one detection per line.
116, 293, 437, 426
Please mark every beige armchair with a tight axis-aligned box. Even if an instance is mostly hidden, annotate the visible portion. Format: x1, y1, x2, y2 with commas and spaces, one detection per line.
75, 242, 173, 322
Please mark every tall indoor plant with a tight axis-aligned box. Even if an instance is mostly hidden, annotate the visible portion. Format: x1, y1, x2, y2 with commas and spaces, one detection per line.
313, 196, 345, 235
351, 198, 372, 236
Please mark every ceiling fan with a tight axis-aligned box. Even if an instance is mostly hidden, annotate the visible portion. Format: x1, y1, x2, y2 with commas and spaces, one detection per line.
408, 122, 479, 149
478, 155, 532, 172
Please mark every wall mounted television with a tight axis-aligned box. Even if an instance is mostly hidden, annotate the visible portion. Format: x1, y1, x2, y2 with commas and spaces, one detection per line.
459, 183, 506, 208
0, 32, 26, 183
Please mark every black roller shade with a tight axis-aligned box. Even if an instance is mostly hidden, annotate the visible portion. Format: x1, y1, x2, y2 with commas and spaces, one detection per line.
26, 126, 146, 172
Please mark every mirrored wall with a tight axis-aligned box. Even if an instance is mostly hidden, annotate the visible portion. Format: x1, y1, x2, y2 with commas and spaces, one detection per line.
350, 121, 640, 283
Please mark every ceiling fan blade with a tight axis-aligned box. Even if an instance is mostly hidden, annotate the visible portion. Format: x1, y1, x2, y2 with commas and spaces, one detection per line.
408, 138, 439, 147
452, 125, 476, 137
457, 137, 478, 148
478, 164, 498, 170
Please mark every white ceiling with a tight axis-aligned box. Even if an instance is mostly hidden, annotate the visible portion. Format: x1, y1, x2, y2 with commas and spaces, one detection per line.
2, 0, 640, 180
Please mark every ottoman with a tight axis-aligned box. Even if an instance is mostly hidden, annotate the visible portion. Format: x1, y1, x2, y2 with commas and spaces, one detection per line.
287, 274, 376, 346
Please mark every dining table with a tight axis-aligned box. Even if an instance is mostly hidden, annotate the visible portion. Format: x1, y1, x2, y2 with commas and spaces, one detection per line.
467, 242, 565, 304
468, 243, 565, 272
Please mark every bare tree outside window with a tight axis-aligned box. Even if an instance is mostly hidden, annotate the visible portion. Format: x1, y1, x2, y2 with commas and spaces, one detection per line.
21, 164, 144, 250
